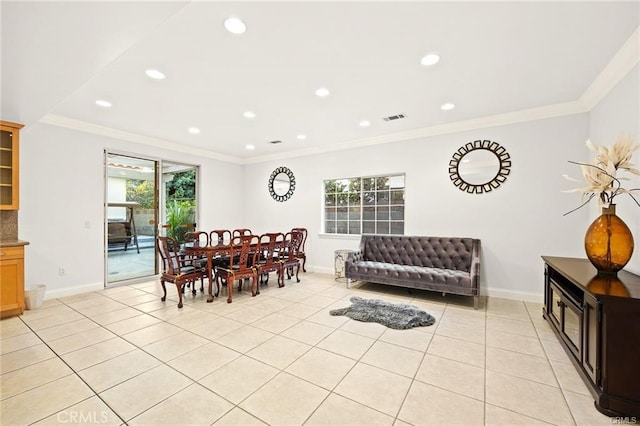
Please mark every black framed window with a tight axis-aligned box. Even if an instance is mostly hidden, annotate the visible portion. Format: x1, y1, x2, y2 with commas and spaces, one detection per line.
324, 174, 405, 235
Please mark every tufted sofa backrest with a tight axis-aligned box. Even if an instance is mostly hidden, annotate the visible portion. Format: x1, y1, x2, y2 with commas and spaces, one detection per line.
361, 235, 478, 272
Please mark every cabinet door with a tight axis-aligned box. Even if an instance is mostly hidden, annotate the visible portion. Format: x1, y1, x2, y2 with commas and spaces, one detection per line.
0, 121, 22, 210
582, 295, 600, 385
0, 257, 25, 316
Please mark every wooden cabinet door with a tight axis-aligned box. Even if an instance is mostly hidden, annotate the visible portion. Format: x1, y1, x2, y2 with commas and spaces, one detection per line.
0, 121, 23, 210
0, 246, 25, 317
582, 295, 600, 385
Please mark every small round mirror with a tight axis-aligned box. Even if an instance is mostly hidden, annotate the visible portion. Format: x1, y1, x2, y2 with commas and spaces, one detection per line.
268, 167, 296, 202
458, 149, 500, 185
449, 140, 511, 194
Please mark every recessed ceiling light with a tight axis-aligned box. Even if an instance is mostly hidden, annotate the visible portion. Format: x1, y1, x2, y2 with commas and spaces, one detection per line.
243, 111, 256, 119
224, 17, 246, 34
246, 144, 255, 150
359, 120, 370, 127
95, 99, 112, 108
441, 102, 456, 111
188, 127, 200, 134
296, 134, 306, 140
420, 53, 440, 66
315, 87, 330, 97
145, 69, 166, 80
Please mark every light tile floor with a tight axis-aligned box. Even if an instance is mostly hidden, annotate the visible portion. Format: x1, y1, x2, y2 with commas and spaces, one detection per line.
1, 273, 613, 425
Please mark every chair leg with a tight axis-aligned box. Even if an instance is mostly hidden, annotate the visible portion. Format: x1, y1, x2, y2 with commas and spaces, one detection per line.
278, 266, 285, 287
176, 282, 184, 308
295, 264, 300, 283
212, 268, 220, 297
227, 277, 234, 303
160, 279, 167, 301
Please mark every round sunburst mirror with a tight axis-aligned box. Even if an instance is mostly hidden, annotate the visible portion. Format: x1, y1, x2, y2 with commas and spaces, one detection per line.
449, 140, 511, 194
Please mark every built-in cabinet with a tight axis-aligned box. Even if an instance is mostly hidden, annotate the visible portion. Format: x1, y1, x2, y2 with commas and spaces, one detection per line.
542, 256, 640, 417
0, 244, 25, 317
0, 121, 23, 210
0, 120, 26, 317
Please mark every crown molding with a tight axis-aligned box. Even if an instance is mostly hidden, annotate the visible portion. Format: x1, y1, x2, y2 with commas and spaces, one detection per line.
579, 26, 639, 111
39, 114, 244, 164
243, 101, 586, 164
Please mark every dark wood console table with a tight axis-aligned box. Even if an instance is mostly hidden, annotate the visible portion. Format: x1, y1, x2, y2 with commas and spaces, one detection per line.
542, 256, 640, 417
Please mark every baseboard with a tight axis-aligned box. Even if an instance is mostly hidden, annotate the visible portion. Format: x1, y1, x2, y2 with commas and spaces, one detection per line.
43, 281, 105, 300
309, 266, 334, 275
482, 286, 543, 303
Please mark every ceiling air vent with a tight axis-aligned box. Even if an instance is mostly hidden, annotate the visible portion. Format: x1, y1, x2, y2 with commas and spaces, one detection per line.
383, 113, 406, 122
268, 140, 283, 145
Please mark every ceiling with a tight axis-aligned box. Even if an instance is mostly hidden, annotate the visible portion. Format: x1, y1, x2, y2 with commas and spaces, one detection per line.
2, 2, 638, 163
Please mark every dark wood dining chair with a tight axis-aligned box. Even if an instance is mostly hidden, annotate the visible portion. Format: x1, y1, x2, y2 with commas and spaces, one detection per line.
280, 231, 302, 285
209, 229, 232, 246
232, 228, 252, 238
291, 227, 308, 272
184, 230, 209, 248
256, 232, 285, 287
157, 236, 207, 308
215, 234, 259, 303
183, 231, 210, 293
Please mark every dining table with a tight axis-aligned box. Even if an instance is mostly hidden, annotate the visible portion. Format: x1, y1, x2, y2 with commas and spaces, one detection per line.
184, 241, 272, 303
183, 232, 297, 303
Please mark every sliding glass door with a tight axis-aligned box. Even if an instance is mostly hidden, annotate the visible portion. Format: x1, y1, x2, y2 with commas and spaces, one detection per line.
105, 152, 159, 285
161, 162, 199, 242
104, 153, 200, 287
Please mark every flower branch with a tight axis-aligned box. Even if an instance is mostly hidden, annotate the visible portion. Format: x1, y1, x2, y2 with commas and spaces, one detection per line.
564, 135, 640, 215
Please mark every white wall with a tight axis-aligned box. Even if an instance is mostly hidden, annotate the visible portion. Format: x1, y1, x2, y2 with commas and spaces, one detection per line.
588, 64, 640, 274
19, 123, 244, 298
242, 114, 590, 301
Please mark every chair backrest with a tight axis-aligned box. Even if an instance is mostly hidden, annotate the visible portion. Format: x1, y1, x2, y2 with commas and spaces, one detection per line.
157, 236, 182, 275
282, 230, 302, 261
258, 232, 285, 266
232, 228, 252, 238
184, 231, 209, 247
291, 227, 308, 253
229, 234, 259, 269
210, 229, 232, 246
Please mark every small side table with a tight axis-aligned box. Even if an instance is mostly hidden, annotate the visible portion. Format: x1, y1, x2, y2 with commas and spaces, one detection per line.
334, 249, 354, 284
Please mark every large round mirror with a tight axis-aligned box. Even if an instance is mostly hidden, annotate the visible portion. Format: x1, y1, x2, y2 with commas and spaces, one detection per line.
268, 166, 296, 202
449, 140, 511, 194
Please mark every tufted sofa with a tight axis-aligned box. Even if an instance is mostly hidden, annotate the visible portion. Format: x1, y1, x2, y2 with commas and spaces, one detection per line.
344, 234, 481, 308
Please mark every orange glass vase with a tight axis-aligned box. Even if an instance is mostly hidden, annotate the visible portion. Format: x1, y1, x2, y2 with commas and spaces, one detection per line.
584, 204, 634, 274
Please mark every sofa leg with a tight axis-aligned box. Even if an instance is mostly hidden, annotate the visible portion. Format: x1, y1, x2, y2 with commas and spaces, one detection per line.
346, 278, 351, 289
474, 296, 479, 310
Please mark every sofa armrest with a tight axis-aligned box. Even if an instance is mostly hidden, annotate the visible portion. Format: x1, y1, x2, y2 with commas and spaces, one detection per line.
470, 239, 481, 294
346, 250, 363, 263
